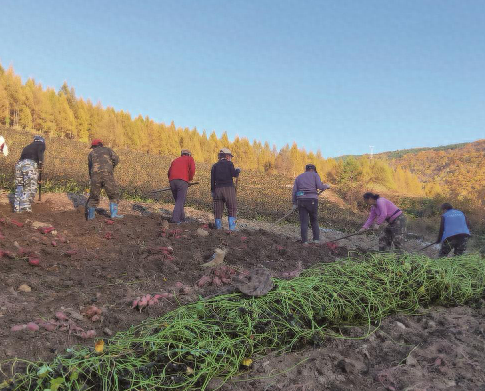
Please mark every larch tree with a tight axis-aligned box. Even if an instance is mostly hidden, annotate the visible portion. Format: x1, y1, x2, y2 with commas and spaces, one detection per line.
57, 94, 76, 138
19, 105, 33, 129
0, 82, 9, 126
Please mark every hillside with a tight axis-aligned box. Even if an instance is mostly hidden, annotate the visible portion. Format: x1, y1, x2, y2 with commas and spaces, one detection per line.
337, 139, 485, 209
376, 141, 471, 159
387, 139, 485, 205
0, 126, 365, 231
0, 63, 426, 196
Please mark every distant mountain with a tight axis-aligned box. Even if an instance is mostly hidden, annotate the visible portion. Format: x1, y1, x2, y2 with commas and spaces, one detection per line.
337, 139, 485, 207
376, 141, 472, 159
337, 141, 473, 161
386, 140, 485, 205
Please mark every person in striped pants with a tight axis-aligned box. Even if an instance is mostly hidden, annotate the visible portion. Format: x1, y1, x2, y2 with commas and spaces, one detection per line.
210, 148, 240, 230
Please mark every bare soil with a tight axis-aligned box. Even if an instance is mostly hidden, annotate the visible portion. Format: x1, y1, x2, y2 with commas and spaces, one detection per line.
1, 193, 484, 391
0, 194, 341, 367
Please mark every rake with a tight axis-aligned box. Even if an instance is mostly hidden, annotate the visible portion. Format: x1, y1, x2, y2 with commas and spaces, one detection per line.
323, 231, 364, 250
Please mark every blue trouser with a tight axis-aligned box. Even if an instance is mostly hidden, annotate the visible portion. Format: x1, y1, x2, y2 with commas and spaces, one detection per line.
298, 198, 319, 242
170, 179, 188, 223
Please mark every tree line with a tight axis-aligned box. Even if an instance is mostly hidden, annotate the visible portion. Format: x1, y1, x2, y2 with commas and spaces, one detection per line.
0, 62, 424, 195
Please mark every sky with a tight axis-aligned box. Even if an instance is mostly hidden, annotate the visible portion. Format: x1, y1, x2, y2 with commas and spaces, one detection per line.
0, 0, 484, 157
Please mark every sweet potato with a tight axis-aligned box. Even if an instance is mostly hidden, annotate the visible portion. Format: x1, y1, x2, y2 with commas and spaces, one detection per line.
83, 305, 102, 318
28, 257, 40, 266
11, 324, 26, 332
55, 312, 68, 321
38, 226, 55, 234
10, 219, 24, 228
197, 275, 212, 287
38, 320, 57, 332
26, 322, 39, 331
80, 330, 96, 339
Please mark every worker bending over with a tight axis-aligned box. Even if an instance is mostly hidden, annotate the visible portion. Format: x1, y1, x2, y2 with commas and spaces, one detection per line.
436, 203, 470, 257
359, 192, 407, 252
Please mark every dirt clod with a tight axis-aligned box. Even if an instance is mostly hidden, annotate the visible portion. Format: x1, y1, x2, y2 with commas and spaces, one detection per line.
18, 284, 32, 293
234, 268, 274, 297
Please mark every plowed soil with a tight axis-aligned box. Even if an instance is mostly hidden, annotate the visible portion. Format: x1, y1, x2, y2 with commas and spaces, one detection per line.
1, 193, 484, 390
0, 194, 341, 366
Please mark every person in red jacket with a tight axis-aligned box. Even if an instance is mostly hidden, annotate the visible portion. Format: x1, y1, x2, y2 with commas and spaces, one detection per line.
167, 149, 196, 223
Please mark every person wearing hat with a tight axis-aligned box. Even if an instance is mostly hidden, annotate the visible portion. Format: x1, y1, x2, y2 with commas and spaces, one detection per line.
86, 139, 123, 220
292, 164, 330, 245
210, 148, 240, 230
167, 149, 196, 223
436, 203, 471, 257
14, 135, 46, 213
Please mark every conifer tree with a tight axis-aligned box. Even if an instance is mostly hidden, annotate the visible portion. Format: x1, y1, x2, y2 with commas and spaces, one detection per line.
19, 105, 32, 129
0, 82, 9, 126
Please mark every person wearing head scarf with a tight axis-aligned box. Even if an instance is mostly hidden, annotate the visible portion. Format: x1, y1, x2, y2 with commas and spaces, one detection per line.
167, 149, 196, 223
292, 164, 330, 245
14, 135, 45, 213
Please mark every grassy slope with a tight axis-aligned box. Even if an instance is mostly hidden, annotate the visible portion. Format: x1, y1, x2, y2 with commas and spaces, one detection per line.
0, 126, 363, 231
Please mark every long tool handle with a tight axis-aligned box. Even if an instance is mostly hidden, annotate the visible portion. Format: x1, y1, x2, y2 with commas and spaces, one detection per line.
148, 181, 200, 194
148, 186, 171, 194
325, 231, 363, 244
419, 242, 436, 251
38, 170, 42, 201
275, 208, 296, 224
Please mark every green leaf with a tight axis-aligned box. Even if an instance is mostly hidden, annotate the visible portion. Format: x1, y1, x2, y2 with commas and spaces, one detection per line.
50, 377, 65, 391
37, 365, 52, 378
69, 369, 79, 382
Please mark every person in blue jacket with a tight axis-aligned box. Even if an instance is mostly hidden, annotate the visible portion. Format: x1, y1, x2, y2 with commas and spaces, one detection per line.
436, 203, 470, 257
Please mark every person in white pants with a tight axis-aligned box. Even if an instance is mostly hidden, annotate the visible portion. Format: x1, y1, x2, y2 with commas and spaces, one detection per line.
0, 136, 8, 157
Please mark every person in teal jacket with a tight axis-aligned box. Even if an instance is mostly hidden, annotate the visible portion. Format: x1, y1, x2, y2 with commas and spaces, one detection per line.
436, 203, 470, 257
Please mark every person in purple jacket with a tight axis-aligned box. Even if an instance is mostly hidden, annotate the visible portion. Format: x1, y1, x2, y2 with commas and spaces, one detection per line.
358, 192, 407, 252
292, 164, 330, 245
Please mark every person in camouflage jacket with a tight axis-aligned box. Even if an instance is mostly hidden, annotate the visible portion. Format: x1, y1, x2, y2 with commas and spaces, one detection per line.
86, 139, 123, 219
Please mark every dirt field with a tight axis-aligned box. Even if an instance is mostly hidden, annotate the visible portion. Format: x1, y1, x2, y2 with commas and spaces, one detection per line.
1, 193, 484, 390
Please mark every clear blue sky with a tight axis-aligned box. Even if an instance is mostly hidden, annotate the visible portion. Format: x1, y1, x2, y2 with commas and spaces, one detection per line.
1, 0, 484, 157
